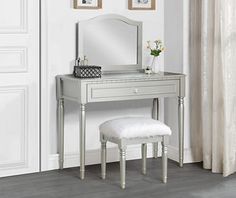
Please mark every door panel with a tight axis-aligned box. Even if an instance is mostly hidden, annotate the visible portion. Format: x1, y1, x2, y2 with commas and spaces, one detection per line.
0, 0, 27, 33
0, 0, 39, 177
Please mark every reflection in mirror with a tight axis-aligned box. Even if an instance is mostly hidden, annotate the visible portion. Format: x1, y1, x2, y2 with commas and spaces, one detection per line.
77, 14, 142, 72
83, 19, 137, 66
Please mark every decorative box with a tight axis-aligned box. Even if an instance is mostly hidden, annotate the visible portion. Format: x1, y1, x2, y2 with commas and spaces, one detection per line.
73, 65, 102, 79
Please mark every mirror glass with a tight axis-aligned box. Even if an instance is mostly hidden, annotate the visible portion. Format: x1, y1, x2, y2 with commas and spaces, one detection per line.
78, 15, 142, 72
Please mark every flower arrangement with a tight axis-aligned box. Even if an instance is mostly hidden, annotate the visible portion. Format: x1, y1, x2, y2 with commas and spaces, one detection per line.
147, 40, 164, 57
145, 40, 164, 74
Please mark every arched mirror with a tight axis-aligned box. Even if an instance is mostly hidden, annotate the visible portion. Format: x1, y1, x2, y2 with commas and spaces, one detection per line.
77, 14, 143, 73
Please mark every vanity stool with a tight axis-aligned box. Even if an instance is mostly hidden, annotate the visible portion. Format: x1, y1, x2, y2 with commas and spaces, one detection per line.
99, 117, 172, 189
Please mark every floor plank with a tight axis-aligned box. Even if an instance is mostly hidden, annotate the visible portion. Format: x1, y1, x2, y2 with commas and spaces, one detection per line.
0, 159, 235, 198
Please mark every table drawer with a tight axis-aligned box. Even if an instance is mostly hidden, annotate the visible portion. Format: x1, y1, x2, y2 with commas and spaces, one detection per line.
87, 80, 179, 102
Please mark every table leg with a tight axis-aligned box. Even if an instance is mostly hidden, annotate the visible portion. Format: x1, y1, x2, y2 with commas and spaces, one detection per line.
101, 141, 107, 180
119, 147, 126, 189
152, 98, 159, 158
178, 97, 184, 167
162, 136, 168, 184
80, 104, 86, 179
141, 143, 147, 175
58, 99, 64, 170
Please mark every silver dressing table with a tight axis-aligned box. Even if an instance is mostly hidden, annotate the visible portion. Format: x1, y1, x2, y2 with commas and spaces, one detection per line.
56, 72, 185, 179
56, 15, 185, 180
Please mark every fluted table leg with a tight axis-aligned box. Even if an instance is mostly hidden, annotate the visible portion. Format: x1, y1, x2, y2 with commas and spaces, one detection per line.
162, 136, 168, 184
119, 148, 126, 189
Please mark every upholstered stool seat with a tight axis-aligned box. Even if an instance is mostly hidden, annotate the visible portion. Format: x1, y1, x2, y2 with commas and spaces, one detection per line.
100, 117, 171, 139
99, 117, 172, 189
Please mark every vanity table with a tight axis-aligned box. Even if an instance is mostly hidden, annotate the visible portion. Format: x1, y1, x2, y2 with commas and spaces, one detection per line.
56, 14, 185, 179
56, 72, 185, 179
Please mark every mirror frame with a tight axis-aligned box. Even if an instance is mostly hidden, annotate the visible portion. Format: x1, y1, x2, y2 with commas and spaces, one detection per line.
76, 14, 143, 73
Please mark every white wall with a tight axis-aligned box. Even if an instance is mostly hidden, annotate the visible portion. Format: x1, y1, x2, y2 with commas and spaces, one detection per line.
41, 0, 165, 170
164, 0, 200, 163
164, 0, 184, 155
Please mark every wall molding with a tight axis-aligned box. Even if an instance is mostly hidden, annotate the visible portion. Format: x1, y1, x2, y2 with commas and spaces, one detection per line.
0, 47, 28, 73
0, 86, 29, 171
0, 0, 28, 34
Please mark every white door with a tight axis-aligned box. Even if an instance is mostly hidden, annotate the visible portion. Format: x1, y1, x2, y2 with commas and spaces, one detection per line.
0, 0, 40, 177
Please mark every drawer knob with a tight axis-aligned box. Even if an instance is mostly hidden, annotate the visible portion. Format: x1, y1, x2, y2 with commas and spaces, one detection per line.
134, 88, 139, 94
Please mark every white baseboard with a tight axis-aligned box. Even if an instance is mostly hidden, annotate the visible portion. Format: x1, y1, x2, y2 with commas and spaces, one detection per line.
168, 145, 202, 164
48, 144, 158, 170
48, 145, 202, 171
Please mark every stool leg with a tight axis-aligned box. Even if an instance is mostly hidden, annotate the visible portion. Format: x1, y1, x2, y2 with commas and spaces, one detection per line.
153, 142, 158, 159
119, 148, 126, 189
101, 141, 107, 180
141, 143, 147, 175
162, 137, 168, 183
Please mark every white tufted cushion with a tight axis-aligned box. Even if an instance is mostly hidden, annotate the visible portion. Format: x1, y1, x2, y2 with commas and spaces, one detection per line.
99, 117, 172, 139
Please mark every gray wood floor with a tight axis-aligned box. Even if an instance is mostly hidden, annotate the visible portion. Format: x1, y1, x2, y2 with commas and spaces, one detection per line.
0, 159, 236, 198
